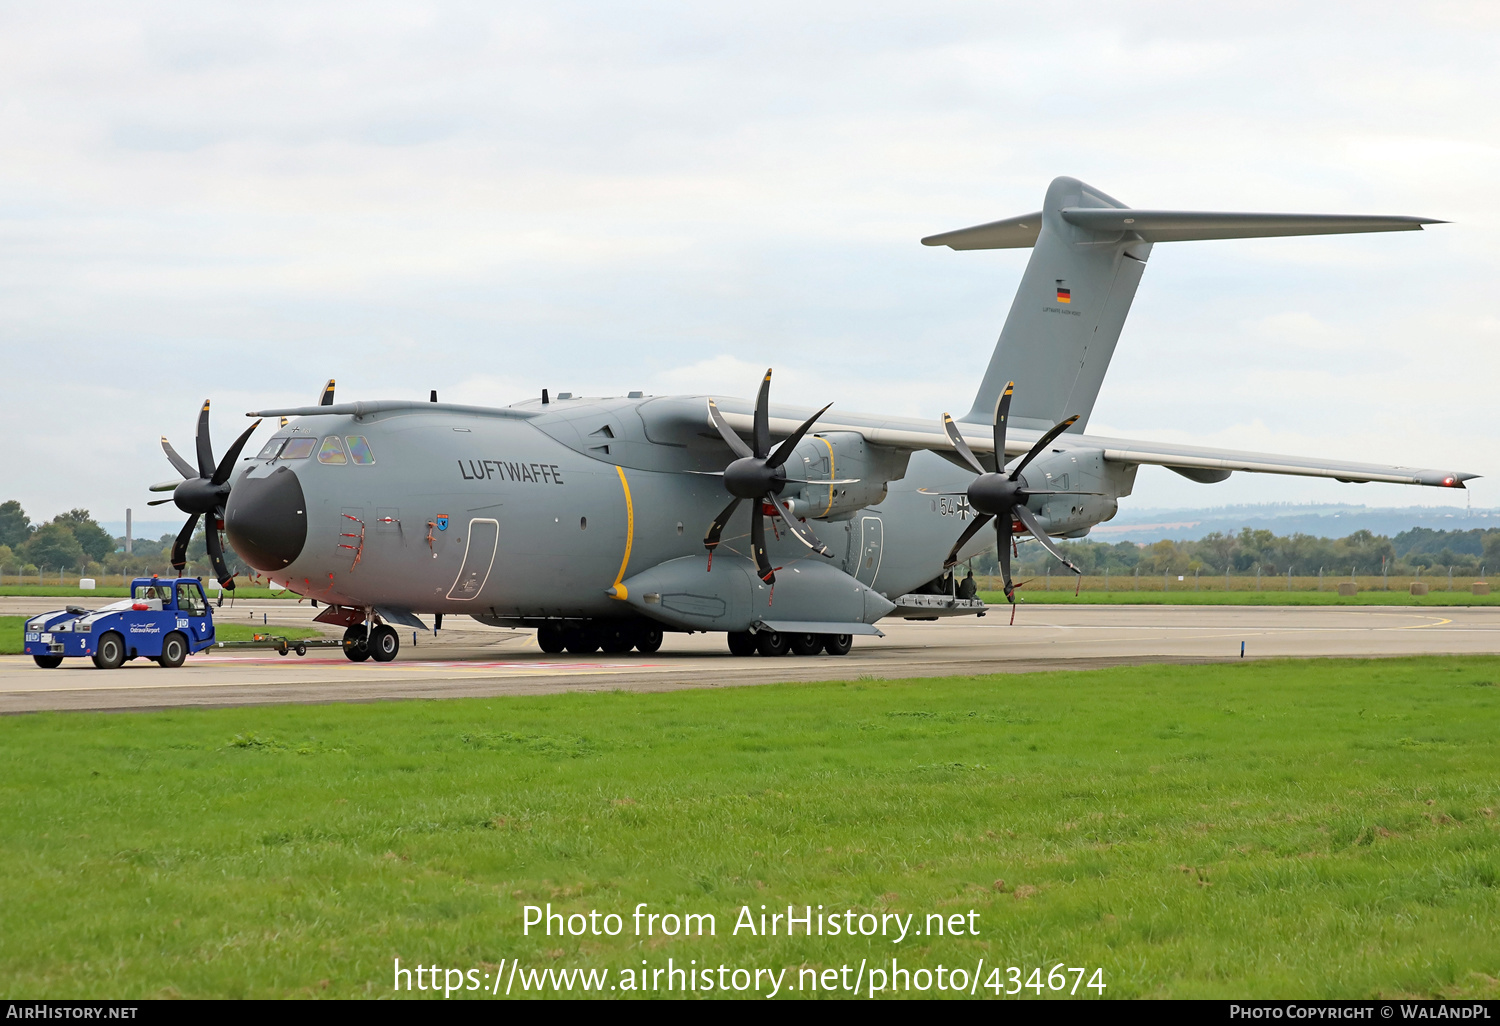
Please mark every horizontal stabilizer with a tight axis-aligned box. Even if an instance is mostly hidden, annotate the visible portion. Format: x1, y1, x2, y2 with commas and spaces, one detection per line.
921, 212, 1043, 250
924, 208, 1441, 250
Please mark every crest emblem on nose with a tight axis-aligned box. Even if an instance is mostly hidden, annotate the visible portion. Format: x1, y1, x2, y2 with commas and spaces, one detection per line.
435, 515, 449, 531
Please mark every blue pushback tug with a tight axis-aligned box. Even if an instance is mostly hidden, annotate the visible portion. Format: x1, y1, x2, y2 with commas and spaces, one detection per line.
24, 577, 216, 670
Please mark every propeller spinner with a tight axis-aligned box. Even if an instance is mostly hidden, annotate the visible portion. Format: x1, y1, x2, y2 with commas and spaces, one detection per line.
701, 369, 850, 584
928, 382, 1093, 607
148, 400, 260, 589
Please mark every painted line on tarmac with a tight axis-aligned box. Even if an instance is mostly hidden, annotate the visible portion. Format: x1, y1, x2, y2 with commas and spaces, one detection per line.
0, 665, 663, 695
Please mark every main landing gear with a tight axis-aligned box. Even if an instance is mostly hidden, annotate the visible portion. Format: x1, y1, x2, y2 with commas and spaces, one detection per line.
343, 623, 400, 663
727, 631, 852, 657
536, 621, 664, 656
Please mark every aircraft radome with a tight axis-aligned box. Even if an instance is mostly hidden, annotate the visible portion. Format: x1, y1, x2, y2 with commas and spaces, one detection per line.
150, 176, 1474, 662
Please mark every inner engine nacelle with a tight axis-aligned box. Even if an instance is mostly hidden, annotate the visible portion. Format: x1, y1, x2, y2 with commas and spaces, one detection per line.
779, 431, 910, 521
1016, 448, 1136, 537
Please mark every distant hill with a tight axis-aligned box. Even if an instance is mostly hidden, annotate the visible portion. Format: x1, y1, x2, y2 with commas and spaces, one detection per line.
1090, 504, 1497, 544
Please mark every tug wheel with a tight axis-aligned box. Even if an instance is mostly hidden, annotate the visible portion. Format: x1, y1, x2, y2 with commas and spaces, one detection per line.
92, 631, 126, 670
157, 632, 188, 668
33, 655, 63, 669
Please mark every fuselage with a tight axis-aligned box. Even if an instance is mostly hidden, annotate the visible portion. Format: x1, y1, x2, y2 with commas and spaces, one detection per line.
224, 396, 998, 620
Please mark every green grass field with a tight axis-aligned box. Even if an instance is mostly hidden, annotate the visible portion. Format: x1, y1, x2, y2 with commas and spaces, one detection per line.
982, 589, 1500, 606
1, 656, 1497, 999
0, 617, 320, 655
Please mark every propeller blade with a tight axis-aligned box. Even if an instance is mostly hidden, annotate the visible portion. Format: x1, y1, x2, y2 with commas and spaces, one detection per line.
1016, 489, 1103, 496
1009, 414, 1080, 481
204, 515, 236, 589
706, 400, 753, 459
161, 438, 195, 480
993, 381, 1015, 467
764, 494, 830, 556
996, 519, 1014, 603
704, 497, 743, 551
943, 513, 994, 569
1012, 503, 1083, 575
319, 379, 336, 406
147, 497, 175, 506
211, 419, 261, 486
148, 479, 180, 492
783, 477, 859, 485
750, 503, 774, 583
765, 403, 832, 470
752, 368, 772, 459
170, 514, 200, 572
942, 413, 986, 476
918, 488, 969, 496
194, 400, 214, 478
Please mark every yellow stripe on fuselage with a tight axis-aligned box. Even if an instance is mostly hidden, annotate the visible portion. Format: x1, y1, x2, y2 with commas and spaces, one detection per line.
818, 436, 836, 517
611, 465, 635, 600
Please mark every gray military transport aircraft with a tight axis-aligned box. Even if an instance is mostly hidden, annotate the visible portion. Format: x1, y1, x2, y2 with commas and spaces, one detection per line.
151, 176, 1474, 662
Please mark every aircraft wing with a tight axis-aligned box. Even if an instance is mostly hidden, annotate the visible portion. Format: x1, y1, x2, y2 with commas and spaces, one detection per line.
716, 406, 1476, 489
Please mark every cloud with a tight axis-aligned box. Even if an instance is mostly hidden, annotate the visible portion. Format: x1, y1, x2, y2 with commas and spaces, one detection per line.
0, 1, 1497, 519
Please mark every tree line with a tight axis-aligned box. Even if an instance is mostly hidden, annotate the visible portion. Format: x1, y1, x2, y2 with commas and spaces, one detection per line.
0, 500, 245, 581
977, 524, 1500, 578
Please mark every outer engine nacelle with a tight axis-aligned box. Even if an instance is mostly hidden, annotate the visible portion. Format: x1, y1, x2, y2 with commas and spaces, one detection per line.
779, 432, 910, 521
1016, 448, 1136, 538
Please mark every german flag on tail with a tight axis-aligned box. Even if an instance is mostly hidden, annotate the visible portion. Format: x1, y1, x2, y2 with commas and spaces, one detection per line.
1055, 286, 1071, 304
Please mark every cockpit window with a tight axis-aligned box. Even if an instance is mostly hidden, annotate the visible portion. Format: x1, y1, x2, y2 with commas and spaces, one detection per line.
317, 436, 348, 464
280, 437, 317, 460
346, 436, 375, 465
256, 436, 289, 459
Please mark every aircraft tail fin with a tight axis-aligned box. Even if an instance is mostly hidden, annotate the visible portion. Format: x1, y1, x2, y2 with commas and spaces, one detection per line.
925, 176, 1441, 432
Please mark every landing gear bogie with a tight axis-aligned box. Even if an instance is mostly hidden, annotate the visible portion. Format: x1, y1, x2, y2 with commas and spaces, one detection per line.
537, 624, 567, 654
822, 634, 853, 656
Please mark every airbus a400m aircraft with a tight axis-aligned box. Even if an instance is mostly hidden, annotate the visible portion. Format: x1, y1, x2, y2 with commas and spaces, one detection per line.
155, 176, 1473, 662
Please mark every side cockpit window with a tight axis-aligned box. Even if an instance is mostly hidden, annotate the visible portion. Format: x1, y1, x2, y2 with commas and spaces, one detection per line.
317, 436, 347, 464
346, 435, 375, 465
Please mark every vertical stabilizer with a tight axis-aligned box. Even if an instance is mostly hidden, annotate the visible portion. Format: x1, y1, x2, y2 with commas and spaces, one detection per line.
932, 176, 1150, 433
923, 177, 1440, 433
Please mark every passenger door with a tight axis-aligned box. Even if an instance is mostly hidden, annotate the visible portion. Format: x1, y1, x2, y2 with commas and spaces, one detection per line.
448, 518, 500, 601
854, 515, 883, 589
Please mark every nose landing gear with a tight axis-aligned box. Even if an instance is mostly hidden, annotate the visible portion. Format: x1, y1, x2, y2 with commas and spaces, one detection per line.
343, 622, 401, 662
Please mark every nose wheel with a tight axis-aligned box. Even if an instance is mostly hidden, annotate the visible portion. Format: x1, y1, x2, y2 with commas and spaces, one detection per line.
344, 623, 400, 662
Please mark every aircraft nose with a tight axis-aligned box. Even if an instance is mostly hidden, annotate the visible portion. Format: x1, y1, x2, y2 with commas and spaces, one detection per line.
225, 465, 308, 571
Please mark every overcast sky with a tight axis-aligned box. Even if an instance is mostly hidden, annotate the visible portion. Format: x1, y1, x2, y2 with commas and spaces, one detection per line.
3, 1, 1498, 529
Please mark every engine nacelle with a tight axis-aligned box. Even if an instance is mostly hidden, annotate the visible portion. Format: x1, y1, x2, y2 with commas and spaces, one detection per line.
1016, 448, 1136, 537
779, 432, 910, 521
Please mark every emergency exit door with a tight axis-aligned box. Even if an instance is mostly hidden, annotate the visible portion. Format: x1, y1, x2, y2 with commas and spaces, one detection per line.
854, 516, 883, 588
447, 518, 499, 601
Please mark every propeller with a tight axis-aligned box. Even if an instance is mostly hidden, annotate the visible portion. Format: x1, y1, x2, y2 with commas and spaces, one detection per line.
154, 400, 261, 589
926, 382, 1092, 607
701, 369, 850, 584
